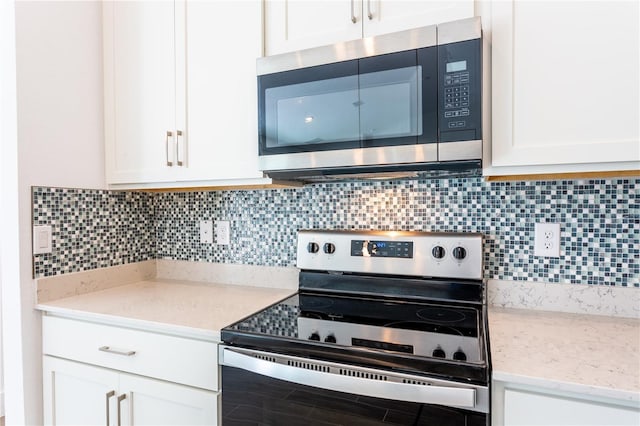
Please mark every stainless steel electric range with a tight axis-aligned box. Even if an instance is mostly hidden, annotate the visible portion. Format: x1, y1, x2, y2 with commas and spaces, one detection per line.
220, 230, 490, 425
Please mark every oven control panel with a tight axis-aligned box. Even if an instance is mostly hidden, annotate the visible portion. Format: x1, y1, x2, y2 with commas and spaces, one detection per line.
350, 240, 414, 258
297, 230, 483, 280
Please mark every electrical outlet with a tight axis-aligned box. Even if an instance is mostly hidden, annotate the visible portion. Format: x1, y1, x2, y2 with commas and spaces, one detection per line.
199, 220, 213, 244
216, 220, 230, 245
33, 225, 52, 254
534, 223, 560, 257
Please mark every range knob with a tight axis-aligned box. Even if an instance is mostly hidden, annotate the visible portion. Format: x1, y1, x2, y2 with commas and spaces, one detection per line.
432, 347, 446, 358
452, 246, 467, 260
323, 243, 336, 254
308, 332, 320, 341
324, 334, 337, 343
432, 246, 446, 259
453, 350, 467, 361
307, 242, 319, 253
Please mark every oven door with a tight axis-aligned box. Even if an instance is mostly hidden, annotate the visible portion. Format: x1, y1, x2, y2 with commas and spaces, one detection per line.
220, 346, 488, 426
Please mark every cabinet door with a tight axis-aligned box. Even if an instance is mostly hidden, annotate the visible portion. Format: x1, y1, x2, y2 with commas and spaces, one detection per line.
504, 389, 640, 426
363, 0, 474, 38
490, 1, 640, 171
104, 1, 181, 184
182, 0, 265, 182
120, 373, 218, 425
43, 356, 119, 426
265, 0, 475, 56
265, 0, 363, 56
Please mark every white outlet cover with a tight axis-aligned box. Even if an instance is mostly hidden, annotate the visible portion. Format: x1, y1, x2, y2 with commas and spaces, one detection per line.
199, 220, 213, 244
534, 223, 560, 257
33, 225, 52, 254
216, 220, 230, 246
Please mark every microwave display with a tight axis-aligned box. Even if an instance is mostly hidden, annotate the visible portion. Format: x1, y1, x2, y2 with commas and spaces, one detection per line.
446, 60, 467, 73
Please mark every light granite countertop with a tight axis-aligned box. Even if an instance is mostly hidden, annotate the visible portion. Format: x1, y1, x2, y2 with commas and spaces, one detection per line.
37, 279, 295, 341
489, 306, 640, 404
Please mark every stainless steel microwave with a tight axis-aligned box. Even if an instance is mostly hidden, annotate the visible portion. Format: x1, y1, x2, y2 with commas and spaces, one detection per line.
257, 17, 484, 182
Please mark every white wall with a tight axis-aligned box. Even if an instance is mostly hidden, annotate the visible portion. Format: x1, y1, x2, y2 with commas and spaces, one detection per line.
1, 0, 20, 420
2, 1, 105, 424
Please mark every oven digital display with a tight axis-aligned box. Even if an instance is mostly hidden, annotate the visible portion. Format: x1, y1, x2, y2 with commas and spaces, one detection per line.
350, 240, 413, 258
352, 338, 414, 354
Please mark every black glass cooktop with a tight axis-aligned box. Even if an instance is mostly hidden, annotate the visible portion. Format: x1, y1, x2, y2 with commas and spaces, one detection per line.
227, 292, 479, 339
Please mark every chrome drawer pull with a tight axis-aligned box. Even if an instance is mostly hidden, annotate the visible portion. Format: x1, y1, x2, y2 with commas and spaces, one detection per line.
350, 0, 357, 23
99, 346, 136, 356
176, 130, 184, 166
105, 390, 115, 426
117, 394, 126, 426
166, 130, 174, 166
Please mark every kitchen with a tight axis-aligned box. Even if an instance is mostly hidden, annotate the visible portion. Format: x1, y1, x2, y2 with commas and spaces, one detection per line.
0, 1, 639, 425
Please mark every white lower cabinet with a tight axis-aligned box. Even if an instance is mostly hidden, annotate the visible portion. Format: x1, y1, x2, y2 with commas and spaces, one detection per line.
492, 381, 640, 426
503, 388, 639, 426
42, 315, 219, 425
44, 357, 218, 426
43, 357, 118, 426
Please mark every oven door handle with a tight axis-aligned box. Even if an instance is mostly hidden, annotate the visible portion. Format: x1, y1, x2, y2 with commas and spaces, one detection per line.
222, 348, 477, 408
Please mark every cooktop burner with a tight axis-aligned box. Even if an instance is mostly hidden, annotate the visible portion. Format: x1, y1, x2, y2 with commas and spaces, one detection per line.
417, 307, 467, 323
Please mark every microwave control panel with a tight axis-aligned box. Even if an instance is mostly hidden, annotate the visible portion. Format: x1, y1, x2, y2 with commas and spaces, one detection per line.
437, 38, 482, 142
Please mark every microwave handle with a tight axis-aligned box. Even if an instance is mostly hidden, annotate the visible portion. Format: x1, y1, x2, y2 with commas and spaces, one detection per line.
222, 348, 476, 408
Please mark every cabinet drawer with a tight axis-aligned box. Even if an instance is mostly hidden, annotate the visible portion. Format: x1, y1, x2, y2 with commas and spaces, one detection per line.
43, 315, 218, 391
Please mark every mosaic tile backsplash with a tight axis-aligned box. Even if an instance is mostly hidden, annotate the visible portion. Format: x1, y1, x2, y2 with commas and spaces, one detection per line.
32, 188, 155, 276
32, 178, 639, 287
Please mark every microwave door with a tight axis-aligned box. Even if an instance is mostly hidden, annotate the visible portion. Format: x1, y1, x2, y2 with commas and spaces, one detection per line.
270, 78, 359, 146
358, 49, 438, 149
259, 60, 361, 156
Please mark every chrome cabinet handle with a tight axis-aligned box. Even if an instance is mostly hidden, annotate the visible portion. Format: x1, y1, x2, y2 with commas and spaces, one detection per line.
165, 130, 174, 166
176, 130, 184, 166
117, 394, 126, 426
105, 390, 115, 426
350, 0, 357, 23
99, 346, 136, 357
367, 0, 373, 19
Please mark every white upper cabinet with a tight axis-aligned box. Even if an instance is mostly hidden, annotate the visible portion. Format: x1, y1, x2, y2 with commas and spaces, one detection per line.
265, 1, 362, 55
104, 1, 271, 189
181, 1, 265, 183
264, 0, 475, 56
104, 1, 180, 184
363, 0, 475, 38
487, 0, 640, 176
